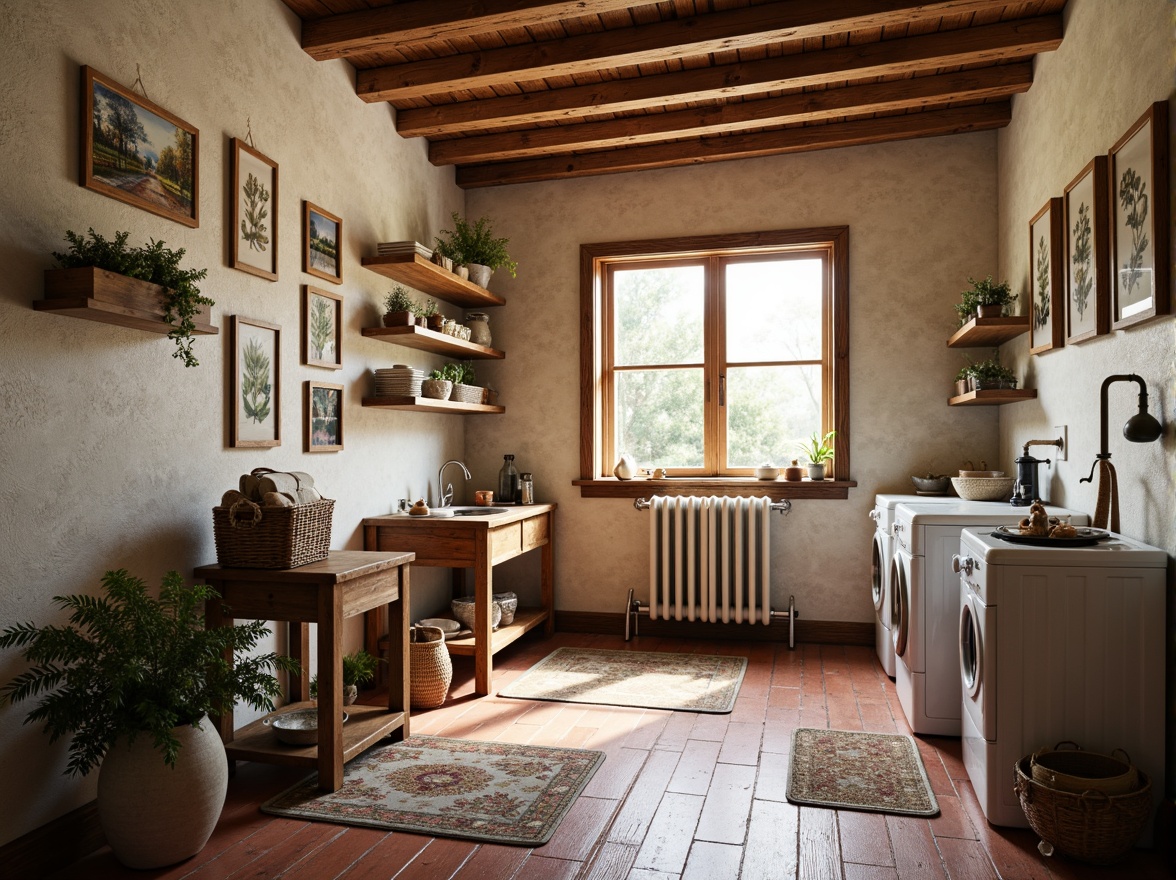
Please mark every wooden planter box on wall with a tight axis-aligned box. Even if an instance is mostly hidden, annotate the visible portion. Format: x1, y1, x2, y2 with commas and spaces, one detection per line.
34, 267, 218, 336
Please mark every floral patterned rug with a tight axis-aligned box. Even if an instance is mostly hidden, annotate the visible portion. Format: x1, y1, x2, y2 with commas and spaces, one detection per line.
497, 647, 747, 713
786, 728, 939, 816
260, 736, 604, 845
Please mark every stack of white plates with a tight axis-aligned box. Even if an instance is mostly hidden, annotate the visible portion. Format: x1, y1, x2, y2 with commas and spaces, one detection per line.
373, 366, 424, 397
376, 240, 433, 260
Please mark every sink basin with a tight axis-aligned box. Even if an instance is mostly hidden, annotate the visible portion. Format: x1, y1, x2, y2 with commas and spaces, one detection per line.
446, 506, 511, 516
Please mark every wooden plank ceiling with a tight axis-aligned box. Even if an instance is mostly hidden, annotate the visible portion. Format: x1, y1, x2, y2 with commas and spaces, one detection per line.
280, 0, 1067, 188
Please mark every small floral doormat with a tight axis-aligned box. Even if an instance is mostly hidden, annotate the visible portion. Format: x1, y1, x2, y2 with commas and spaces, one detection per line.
497, 647, 747, 713
786, 728, 940, 816
260, 736, 604, 845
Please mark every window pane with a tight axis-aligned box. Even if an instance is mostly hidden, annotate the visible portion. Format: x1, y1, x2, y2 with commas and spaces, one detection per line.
615, 368, 704, 468
726, 365, 821, 467
726, 259, 822, 363
614, 266, 704, 365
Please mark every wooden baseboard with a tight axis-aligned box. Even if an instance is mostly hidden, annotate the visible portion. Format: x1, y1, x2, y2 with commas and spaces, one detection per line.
554, 610, 873, 646
0, 800, 104, 880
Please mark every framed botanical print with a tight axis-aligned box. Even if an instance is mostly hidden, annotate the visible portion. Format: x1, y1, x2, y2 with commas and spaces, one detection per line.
230, 138, 278, 280
1028, 197, 1064, 355
303, 201, 342, 285
303, 285, 342, 369
1063, 157, 1109, 344
230, 316, 281, 448
1108, 100, 1170, 329
305, 381, 343, 452
81, 66, 199, 227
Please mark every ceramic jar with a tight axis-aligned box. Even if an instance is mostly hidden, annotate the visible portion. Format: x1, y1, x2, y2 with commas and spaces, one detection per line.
614, 453, 638, 480
467, 312, 491, 347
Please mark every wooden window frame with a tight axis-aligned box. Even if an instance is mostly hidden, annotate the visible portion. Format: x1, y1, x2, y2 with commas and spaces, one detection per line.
577, 227, 853, 500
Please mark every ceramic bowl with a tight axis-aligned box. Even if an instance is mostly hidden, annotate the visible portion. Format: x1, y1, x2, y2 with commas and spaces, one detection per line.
266, 708, 348, 746
417, 617, 460, 635
493, 592, 518, 625
959, 469, 1005, 478
451, 597, 501, 630
911, 475, 951, 494
754, 465, 780, 480
951, 476, 1015, 501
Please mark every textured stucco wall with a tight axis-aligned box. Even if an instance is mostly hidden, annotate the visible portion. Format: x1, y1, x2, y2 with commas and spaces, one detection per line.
466, 134, 1001, 625
995, 0, 1176, 796
0, 0, 466, 845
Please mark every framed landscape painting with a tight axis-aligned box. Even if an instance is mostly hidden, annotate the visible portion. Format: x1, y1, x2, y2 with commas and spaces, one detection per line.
230, 138, 278, 281
81, 66, 199, 227
1109, 100, 1170, 329
305, 381, 343, 452
1063, 157, 1109, 344
303, 201, 342, 284
303, 285, 342, 369
230, 316, 281, 448
1028, 197, 1064, 355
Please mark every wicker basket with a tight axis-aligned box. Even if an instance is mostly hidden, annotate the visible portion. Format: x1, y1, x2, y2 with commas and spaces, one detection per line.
1031, 743, 1138, 796
450, 383, 482, 404
410, 626, 452, 709
212, 497, 334, 569
1014, 755, 1152, 864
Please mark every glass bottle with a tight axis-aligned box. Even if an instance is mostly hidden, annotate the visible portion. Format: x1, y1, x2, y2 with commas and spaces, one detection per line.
498, 454, 519, 504
519, 472, 534, 505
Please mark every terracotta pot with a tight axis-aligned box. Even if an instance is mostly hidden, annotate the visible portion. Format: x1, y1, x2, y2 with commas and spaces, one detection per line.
97, 715, 228, 869
426, 314, 445, 331
383, 310, 415, 327
976, 304, 1003, 319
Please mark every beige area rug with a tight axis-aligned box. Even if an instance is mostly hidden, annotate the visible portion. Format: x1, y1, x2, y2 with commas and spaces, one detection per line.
261, 736, 604, 845
786, 728, 940, 816
497, 647, 747, 713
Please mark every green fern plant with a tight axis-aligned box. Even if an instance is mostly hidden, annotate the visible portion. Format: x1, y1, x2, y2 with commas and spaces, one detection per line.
309, 296, 334, 360
434, 213, 517, 277
240, 173, 270, 252
241, 337, 272, 423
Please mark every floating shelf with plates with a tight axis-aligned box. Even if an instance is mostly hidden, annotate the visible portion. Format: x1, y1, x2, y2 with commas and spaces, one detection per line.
946, 315, 1030, 348
361, 394, 505, 414
361, 324, 503, 359
948, 389, 1038, 406
362, 253, 505, 308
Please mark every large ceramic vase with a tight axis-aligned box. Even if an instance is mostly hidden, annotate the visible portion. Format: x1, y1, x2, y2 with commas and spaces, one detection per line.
466, 262, 493, 289
97, 715, 229, 869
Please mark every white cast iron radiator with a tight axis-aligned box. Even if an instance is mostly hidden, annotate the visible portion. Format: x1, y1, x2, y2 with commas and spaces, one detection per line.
626, 495, 798, 648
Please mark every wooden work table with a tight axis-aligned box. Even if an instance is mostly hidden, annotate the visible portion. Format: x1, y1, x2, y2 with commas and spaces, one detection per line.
194, 550, 413, 791
363, 504, 556, 695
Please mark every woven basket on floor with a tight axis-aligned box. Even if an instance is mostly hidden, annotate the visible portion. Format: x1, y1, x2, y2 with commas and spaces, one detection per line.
212, 498, 334, 569
1014, 755, 1152, 865
410, 625, 452, 709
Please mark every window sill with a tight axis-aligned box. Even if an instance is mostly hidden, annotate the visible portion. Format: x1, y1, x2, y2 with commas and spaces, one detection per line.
573, 477, 857, 500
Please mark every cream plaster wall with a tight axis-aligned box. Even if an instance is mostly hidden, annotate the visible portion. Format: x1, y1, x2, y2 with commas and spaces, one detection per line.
0, 0, 468, 845
466, 134, 1002, 625
995, 0, 1176, 795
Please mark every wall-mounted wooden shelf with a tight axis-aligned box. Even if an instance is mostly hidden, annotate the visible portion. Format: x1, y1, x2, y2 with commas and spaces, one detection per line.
361, 324, 503, 359
361, 395, 505, 414
948, 389, 1038, 406
361, 254, 505, 308
35, 267, 218, 336
947, 315, 1030, 348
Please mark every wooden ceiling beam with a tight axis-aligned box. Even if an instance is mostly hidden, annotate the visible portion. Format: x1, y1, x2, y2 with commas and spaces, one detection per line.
453, 102, 1013, 187
428, 63, 1032, 165
396, 15, 1061, 136
357, 0, 1016, 101
300, 0, 647, 61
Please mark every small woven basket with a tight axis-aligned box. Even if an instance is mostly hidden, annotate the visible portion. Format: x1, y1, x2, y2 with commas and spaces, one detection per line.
450, 383, 483, 404
1014, 755, 1152, 865
212, 497, 334, 569
410, 625, 452, 709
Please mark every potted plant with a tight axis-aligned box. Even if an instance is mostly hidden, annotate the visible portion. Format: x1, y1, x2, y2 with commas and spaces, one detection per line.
383, 285, 417, 326
449, 360, 480, 403
423, 363, 459, 400
48, 228, 214, 367
967, 355, 1018, 390
434, 212, 517, 289
954, 275, 1015, 326
797, 430, 836, 480
0, 569, 298, 869
420, 298, 444, 331
954, 365, 973, 396
309, 650, 381, 705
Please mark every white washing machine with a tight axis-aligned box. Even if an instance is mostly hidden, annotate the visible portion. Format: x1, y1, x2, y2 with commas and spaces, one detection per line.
890, 501, 1087, 736
870, 493, 959, 677
957, 527, 1166, 836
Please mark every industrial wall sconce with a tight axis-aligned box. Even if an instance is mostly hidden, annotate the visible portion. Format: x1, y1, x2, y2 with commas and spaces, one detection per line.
1080, 374, 1164, 483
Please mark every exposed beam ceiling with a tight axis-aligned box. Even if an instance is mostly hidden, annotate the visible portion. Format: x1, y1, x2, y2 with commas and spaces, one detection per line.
282, 0, 1067, 188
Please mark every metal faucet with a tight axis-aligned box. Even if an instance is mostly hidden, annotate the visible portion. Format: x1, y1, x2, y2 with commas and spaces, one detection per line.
437, 459, 471, 508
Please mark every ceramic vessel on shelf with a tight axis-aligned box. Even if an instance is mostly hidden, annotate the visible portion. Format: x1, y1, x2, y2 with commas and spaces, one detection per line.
421, 379, 452, 400
451, 596, 501, 630
493, 592, 518, 625
755, 464, 780, 480
806, 463, 826, 481
614, 453, 638, 480
466, 263, 493, 289
466, 312, 491, 346
783, 460, 804, 481
456, 265, 470, 280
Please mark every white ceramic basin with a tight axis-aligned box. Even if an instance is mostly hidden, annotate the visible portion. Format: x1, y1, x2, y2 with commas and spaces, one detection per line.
445, 506, 511, 516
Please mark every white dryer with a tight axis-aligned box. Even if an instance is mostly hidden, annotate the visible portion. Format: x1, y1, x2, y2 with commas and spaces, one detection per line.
870, 493, 958, 677
890, 501, 1087, 736
957, 527, 1166, 835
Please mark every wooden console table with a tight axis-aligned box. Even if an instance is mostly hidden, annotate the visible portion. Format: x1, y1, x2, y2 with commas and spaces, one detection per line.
195, 550, 413, 791
363, 504, 556, 696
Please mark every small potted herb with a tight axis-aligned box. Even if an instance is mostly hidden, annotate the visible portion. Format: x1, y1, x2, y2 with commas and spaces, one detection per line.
954, 365, 973, 397
797, 430, 836, 480
420, 298, 445, 331
954, 275, 1015, 327
967, 356, 1018, 390
434, 213, 517, 289
422, 363, 460, 400
383, 285, 417, 327
309, 650, 381, 705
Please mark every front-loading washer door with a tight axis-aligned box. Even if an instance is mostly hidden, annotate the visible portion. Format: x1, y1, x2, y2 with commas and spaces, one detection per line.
890, 553, 909, 659
871, 531, 886, 613
960, 598, 981, 698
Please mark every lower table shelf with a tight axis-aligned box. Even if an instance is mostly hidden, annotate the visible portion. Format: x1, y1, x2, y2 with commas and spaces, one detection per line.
224, 702, 406, 769
444, 607, 549, 657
